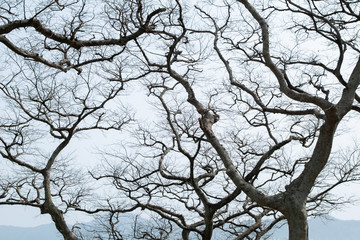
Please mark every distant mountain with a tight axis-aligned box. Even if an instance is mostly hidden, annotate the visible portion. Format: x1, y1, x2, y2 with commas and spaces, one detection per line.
0, 224, 62, 240
269, 216, 360, 240
309, 217, 360, 240
0, 216, 359, 240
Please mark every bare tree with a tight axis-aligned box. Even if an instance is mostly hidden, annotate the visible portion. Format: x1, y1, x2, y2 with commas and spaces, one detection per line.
0, 53, 143, 238
128, 0, 360, 239
88, 88, 286, 239
0, 0, 165, 73
1, 0, 360, 240
0, 0, 164, 239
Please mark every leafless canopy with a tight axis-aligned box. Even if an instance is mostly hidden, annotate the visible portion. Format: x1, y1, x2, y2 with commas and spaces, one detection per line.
1, 1, 360, 240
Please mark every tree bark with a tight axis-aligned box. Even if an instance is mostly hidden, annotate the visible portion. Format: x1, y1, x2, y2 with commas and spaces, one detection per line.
42, 170, 78, 240
286, 207, 308, 240
182, 229, 190, 240
41, 201, 78, 240
203, 213, 214, 240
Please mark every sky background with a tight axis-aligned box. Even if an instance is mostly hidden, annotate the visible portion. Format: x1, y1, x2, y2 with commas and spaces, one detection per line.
1, 1, 360, 228
1, 88, 360, 227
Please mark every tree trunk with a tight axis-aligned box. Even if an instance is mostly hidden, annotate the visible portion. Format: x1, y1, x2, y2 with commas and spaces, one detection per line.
42, 171, 78, 240
202, 214, 213, 240
182, 229, 190, 240
286, 207, 308, 240
41, 201, 78, 240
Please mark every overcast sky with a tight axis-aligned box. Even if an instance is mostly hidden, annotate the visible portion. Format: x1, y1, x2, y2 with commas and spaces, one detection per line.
1, 86, 360, 227
1, 110, 360, 227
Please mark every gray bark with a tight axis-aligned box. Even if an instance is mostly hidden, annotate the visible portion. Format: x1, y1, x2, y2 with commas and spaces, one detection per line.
286, 207, 308, 240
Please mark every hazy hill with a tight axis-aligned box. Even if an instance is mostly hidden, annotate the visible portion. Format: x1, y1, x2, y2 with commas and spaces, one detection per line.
0, 216, 359, 240
0, 224, 62, 240
269, 217, 360, 240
